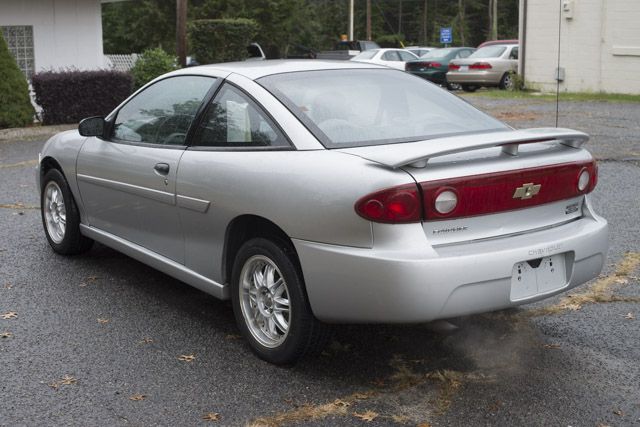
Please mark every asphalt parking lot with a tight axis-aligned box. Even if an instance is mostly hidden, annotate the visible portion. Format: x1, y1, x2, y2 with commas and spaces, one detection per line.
1, 95, 639, 426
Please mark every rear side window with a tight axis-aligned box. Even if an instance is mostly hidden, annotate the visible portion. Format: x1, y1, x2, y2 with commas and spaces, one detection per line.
192, 84, 288, 148
382, 51, 400, 61
469, 46, 507, 58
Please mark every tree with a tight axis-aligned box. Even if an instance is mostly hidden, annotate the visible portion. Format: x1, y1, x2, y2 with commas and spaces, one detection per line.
0, 33, 34, 128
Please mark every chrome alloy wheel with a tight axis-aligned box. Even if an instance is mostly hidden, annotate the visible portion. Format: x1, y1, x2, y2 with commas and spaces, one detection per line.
239, 255, 291, 348
43, 181, 66, 244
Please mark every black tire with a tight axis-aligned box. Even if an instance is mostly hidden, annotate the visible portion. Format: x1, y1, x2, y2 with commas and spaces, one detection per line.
461, 84, 478, 92
40, 169, 93, 255
446, 82, 461, 91
499, 72, 514, 90
231, 237, 329, 365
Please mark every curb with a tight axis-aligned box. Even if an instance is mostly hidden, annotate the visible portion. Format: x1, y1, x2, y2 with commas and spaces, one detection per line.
0, 124, 77, 142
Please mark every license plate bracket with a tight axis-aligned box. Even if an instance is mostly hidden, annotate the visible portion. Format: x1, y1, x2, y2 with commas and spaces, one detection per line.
510, 253, 567, 301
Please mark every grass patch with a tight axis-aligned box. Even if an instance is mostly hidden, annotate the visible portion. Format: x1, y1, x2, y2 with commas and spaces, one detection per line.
462, 89, 640, 103
528, 252, 640, 316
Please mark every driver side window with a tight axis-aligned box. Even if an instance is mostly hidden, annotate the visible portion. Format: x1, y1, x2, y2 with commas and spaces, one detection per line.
112, 76, 215, 146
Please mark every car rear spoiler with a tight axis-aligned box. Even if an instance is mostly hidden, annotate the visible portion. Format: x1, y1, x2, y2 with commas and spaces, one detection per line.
337, 128, 589, 169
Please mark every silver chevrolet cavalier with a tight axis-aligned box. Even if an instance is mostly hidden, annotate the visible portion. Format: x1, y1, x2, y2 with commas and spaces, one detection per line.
37, 60, 608, 365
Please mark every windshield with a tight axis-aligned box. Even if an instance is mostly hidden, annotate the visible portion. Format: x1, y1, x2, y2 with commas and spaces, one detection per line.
469, 46, 506, 58
421, 48, 454, 58
352, 50, 378, 60
259, 69, 507, 148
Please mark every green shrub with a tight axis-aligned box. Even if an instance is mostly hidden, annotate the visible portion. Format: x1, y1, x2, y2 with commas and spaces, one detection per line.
0, 33, 35, 128
189, 18, 258, 64
376, 34, 406, 48
130, 48, 179, 90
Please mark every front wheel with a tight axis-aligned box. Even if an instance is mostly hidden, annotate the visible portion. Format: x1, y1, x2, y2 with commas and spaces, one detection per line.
231, 237, 328, 365
41, 169, 93, 255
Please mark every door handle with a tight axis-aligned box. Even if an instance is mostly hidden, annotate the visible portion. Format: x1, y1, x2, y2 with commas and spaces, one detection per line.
154, 163, 170, 176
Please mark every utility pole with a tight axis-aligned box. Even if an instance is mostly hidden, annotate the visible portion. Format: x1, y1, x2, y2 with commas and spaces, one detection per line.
349, 0, 354, 40
366, 0, 372, 41
492, 0, 498, 39
176, 0, 187, 67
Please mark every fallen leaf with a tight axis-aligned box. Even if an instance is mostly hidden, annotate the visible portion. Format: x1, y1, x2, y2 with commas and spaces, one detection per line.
543, 343, 561, 349
202, 412, 220, 422
333, 399, 350, 408
614, 278, 628, 285
0, 331, 12, 338
97, 318, 110, 324
129, 393, 146, 401
3, 283, 12, 289
60, 375, 77, 385
1, 312, 17, 320
178, 354, 196, 362
391, 415, 411, 423
48, 382, 59, 390
613, 409, 623, 416
353, 410, 378, 422
622, 313, 635, 320
417, 423, 432, 427
140, 337, 154, 344
86, 276, 100, 281
225, 334, 242, 340
353, 392, 374, 400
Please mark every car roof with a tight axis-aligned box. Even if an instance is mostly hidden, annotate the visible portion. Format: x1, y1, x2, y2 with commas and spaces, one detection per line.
170, 59, 387, 81
477, 39, 519, 48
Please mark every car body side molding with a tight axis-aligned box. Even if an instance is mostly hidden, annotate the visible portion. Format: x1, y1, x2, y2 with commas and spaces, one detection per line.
77, 174, 176, 206
177, 194, 211, 213
79, 224, 228, 299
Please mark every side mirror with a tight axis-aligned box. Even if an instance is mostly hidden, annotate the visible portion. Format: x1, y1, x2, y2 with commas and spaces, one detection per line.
78, 116, 105, 137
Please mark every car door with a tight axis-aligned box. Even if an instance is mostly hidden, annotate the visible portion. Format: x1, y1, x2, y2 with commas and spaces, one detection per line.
176, 82, 292, 282
76, 75, 217, 263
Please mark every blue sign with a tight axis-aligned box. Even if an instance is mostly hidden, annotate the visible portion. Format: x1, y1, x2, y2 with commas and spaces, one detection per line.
440, 27, 453, 44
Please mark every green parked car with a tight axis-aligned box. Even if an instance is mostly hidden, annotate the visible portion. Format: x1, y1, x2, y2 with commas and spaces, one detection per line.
405, 47, 476, 89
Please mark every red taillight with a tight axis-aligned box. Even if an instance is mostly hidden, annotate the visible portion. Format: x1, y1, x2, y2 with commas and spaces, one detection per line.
421, 160, 597, 220
355, 160, 597, 223
448, 63, 460, 71
355, 184, 421, 223
469, 62, 492, 70
429, 62, 442, 68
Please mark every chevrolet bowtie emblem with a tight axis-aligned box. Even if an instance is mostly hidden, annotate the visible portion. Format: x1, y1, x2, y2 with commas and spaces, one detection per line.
513, 183, 541, 200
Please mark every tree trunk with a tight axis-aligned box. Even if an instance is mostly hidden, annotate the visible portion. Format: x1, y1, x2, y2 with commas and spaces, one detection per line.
458, 0, 465, 46
366, 0, 372, 41
422, 0, 428, 45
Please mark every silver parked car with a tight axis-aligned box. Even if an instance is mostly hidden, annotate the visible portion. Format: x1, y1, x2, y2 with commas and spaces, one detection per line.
38, 60, 608, 365
446, 43, 519, 91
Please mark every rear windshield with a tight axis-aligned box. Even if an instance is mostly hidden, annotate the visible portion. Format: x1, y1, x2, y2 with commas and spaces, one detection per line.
469, 46, 506, 58
258, 69, 507, 148
422, 48, 454, 58
352, 50, 378, 60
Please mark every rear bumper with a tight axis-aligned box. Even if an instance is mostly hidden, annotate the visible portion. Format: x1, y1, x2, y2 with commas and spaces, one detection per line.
294, 209, 608, 323
408, 70, 447, 84
446, 70, 503, 85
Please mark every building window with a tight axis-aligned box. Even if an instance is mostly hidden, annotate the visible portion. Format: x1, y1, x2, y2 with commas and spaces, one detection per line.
1, 26, 35, 79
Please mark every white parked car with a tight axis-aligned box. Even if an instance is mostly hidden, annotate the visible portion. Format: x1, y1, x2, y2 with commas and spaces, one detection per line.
350, 48, 418, 70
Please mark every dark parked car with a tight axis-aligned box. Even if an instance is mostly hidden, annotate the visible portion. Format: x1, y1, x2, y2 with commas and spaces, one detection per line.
405, 47, 476, 89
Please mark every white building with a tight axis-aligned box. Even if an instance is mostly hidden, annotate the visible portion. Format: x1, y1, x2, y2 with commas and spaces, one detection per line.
0, 0, 112, 78
518, 0, 640, 94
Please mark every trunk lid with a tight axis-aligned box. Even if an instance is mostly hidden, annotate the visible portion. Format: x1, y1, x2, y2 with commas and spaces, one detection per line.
339, 128, 595, 246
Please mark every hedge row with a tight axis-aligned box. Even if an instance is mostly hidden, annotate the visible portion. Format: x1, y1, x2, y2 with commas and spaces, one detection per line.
32, 70, 133, 125
189, 18, 258, 64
